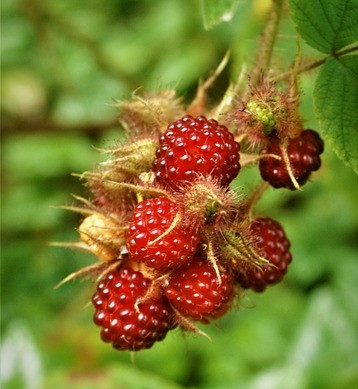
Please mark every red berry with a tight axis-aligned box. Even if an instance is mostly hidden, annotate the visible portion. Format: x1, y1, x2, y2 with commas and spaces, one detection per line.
164, 256, 235, 323
92, 265, 176, 351
127, 197, 199, 271
153, 115, 240, 189
236, 217, 292, 292
259, 130, 324, 189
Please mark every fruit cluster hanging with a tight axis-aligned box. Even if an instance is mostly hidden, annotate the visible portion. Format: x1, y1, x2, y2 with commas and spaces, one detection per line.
58, 74, 324, 352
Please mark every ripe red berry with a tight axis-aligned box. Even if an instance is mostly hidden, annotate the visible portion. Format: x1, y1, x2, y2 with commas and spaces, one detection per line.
259, 130, 324, 189
92, 265, 176, 351
236, 217, 292, 292
164, 256, 235, 323
127, 197, 199, 271
153, 115, 240, 189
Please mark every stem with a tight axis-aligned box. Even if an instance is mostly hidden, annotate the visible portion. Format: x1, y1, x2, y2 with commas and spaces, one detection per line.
250, 0, 285, 86
206, 240, 222, 285
280, 139, 301, 190
272, 44, 358, 82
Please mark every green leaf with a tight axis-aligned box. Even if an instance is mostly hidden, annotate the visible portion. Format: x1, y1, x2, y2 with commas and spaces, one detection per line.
288, 0, 358, 53
201, 0, 240, 30
314, 55, 358, 173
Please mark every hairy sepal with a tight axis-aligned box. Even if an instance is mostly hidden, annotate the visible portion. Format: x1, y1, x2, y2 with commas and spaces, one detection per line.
175, 177, 239, 231
114, 88, 184, 136
229, 76, 303, 149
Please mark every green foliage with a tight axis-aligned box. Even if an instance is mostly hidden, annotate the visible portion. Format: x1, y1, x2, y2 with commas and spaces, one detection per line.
314, 56, 358, 173
288, 0, 358, 172
1, 1, 358, 389
288, 0, 358, 54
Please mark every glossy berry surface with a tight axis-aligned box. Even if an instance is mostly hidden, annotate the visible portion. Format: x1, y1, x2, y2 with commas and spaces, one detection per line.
236, 217, 292, 292
164, 257, 235, 323
153, 115, 240, 189
259, 130, 324, 189
92, 265, 175, 351
127, 197, 199, 271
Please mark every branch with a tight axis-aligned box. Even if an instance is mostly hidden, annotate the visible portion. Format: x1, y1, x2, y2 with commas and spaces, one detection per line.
271, 44, 358, 82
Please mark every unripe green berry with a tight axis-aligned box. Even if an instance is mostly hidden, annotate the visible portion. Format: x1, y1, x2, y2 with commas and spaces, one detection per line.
246, 99, 276, 135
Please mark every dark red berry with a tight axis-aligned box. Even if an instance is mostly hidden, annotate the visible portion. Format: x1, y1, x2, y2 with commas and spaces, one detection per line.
164, 256, 235, 323
127, 197, 199, 271
153, 115, 240, 189
259, 130, 324, 189
236, 217, 292, 292
92, 265, 176, 351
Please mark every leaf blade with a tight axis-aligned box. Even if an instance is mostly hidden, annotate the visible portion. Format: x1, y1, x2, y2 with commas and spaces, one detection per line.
314, 55, 358, 173
288, 0, 358, 54
201, 0, 240, 30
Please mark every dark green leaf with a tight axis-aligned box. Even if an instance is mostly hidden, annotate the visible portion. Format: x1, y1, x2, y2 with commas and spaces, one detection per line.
288, 0, 358, 53
201, 0, 240, 30
314, 55, 358, 173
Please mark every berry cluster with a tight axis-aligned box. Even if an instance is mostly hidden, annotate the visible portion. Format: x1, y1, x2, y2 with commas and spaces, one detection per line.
59, 80, 324, 352
127, 196, 199, 271
231, 79, 324, 189
92, 266, 176, 351
153, 115, 241, 189
259, 130, 324, 189
235, 218, 292, 292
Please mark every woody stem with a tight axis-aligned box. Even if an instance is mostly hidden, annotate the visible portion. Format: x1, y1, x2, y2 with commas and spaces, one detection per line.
250, 0, 285, 87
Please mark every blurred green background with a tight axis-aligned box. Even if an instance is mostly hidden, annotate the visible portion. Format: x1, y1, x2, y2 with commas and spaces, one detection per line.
1, 1, 358, 388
